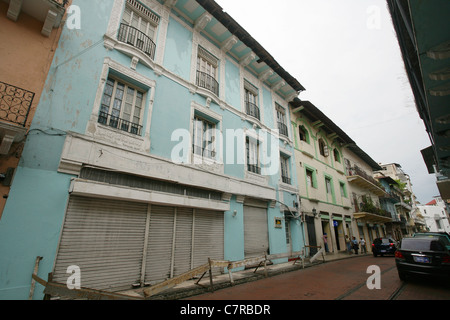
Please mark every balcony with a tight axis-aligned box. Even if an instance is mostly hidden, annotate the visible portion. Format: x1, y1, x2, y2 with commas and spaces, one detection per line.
353, 201, 393, 224
245, 101, 260, 120
117, 23, 156, 61
97, 112, 142, 136
196, 71, 219, 96
0, 81, 33, 154
346, 166, 386, 196
0, 81, 33, 127
6, 0, 68, 37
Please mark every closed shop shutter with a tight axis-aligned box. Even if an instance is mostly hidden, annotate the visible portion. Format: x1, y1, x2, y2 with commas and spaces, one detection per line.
54, 198, 225, 292
173, 207, 194, 277
52, 196, 148, 292
244, 205, 269, 258
144, 205, 175, 285
193, 209, 224, 274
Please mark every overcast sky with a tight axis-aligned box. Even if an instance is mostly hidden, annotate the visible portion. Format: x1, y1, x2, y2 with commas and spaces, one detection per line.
214, 0, 439, 204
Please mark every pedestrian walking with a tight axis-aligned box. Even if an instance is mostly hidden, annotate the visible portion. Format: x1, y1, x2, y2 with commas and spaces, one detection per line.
345, 235, 352, 254
352, 236, 359, 254
323, 233, 329, 253
360, 238, 366, 254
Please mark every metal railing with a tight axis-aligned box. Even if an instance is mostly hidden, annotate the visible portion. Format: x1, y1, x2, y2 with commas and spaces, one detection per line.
245, 101, 260, 120
98, 111, 142, 136
192, 145, 216, 159
0, 81, 34, 127
278, 122, 289, 137
247, 164, 261, 175
347, 166, 384, 189
117, 23, 156, 60
196, 71, 219, 96
52, 0, 70, 7
282, 176, 291, 185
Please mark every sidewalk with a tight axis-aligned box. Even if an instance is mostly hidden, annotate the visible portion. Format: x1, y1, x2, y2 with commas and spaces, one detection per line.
131, 251, 371, 300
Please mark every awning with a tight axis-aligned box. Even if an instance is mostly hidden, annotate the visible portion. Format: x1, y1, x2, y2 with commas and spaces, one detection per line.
353, 212, 393, 224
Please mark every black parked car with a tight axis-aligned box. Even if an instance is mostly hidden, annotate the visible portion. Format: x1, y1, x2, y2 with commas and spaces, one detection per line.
395, 237, 450, 281
413, 232, 450, 251
372, 238, 397, 256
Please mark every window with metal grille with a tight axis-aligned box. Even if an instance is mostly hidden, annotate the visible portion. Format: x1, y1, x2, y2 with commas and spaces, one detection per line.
246, 137, 260, 174
276, 104, 288, 137
98, 77, 145, 135
192, 115, 216, 160
280, 155, 291, 184
118, 0, 159, 59
196, 47, 219, 95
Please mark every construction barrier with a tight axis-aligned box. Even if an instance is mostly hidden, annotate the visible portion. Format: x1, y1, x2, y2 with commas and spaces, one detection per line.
30, 246, 325, 300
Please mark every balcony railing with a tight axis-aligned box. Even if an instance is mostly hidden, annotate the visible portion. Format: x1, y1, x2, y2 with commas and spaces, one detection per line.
247, 164, 261, 175
98, 111, 142, 136
354, 200, 392, 221
278, 122, 289, 137
0, 81, 34, 127
282, 176, 291, 185
196, 71, 219, 96
245, 101, 260, 120
52, 0, 70, 7
192, 144, 216, 159
347, 166, 381, 187
117, 23, 156, 60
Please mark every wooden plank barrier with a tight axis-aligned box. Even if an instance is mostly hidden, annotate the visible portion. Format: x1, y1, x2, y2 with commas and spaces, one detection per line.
31, 248, 322, 300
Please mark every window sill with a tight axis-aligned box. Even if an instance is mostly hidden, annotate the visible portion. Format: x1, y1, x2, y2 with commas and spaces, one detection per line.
87, 120, 148, 153
245, 169, 269, 185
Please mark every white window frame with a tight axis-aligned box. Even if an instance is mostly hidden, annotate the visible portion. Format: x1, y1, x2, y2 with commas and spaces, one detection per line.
276, 103, 289, 138
244, 80, 260, 120
246, 136, 260, 175
104, 0, 166, 69
98, 77, 146, 136
192, 115, 216, 161
189, 102, 223, 168
87, 58, 156, 152
280, 155, 291, 184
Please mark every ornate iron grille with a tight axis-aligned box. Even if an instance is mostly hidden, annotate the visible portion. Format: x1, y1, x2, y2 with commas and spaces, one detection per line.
117, 23, 156, 60
98, 111, 143, 136
0, 81, 34, 127
196, 71, 219, 96
245, 101, 260, 120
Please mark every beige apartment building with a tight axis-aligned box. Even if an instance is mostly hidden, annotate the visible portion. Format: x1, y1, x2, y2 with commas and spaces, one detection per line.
290, 99, 393, 255
290, 100, 357, 255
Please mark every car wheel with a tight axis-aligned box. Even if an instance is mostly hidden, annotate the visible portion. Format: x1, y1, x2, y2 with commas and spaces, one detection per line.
373, 253, 377, 257
398, 271, 406, 281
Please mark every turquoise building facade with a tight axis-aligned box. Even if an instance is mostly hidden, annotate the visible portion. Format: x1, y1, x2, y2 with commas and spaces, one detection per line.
0, 0, 306, 299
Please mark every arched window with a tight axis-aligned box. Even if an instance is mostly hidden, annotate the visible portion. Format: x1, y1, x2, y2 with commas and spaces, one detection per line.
319, 138, 328, 157
299, 125, 309, 143
333, 148, 341, 163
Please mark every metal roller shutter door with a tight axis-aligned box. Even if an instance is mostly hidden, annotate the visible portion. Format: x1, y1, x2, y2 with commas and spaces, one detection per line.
193, 209, 224, 274
144, 205, 175, 285
244, 205, 269, 258
53, 196, 148, 292
173, 207, 193, 277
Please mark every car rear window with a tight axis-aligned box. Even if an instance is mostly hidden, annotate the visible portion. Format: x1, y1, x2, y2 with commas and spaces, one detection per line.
374, 238, 394, 244
400, 238, 445, 251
